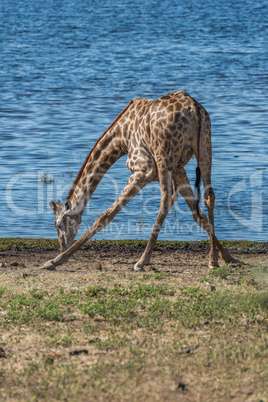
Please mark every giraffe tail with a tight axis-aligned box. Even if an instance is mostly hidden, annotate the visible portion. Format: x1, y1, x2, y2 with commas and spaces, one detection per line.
194, 166, 201, 218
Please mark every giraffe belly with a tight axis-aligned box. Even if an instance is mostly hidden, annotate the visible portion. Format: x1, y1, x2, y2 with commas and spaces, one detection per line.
178, 143, 194, 169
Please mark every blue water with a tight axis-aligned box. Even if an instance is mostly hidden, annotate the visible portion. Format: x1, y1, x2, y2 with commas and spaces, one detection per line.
1, 0, 267, 241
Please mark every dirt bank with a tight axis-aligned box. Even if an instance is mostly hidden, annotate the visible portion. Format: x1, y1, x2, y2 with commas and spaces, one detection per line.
0, 238, 267, 279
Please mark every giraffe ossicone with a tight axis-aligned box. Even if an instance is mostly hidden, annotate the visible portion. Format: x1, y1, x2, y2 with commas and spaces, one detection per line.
41, 91, 238, 271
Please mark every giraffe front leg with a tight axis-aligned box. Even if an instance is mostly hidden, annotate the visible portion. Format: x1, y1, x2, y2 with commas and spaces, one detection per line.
132, 213, 168, 272
132, 217, 164, 271
132, 171, 176, 271
40, 171, 150, 270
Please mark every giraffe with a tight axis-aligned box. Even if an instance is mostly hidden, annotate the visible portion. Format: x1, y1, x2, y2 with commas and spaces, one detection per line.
41, 91, 237, 271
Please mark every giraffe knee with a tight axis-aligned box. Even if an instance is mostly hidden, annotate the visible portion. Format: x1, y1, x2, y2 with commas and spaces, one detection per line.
204, 184, 214, 200
205, 195, 215, 210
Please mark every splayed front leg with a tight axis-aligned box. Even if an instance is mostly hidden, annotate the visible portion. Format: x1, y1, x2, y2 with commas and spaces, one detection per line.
39, 171, 151, 271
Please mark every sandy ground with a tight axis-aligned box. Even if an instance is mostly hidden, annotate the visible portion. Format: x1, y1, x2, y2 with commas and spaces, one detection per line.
1, 241, 267, 278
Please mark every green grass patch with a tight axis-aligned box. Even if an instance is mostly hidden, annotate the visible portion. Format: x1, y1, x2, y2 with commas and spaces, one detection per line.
0, 259, 267, 402
0, 237, 59, 250
1, 284, 266, 331
209, 266, 234, 280
0, 237, 266, 251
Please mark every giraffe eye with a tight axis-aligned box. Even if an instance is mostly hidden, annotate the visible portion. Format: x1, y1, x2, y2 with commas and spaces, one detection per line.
56, 219, 64, 229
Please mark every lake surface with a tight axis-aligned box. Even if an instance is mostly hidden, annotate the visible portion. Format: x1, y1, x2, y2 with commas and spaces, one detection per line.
1, 0, 267, 241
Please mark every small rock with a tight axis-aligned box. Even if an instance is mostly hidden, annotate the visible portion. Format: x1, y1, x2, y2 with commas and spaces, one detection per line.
246, 279, 256, 286
10, 262, 19, 267
88, 338, 100, 344
178, 348, 190, 354
256, 314, 262, 324
93, 262, 102, 270
45, 357, 54, 365
178, 382, 187, 391
22, 273, 38, 279
0, 347, 7, 358
69, 349, 88, 356
242, 387, 254, 395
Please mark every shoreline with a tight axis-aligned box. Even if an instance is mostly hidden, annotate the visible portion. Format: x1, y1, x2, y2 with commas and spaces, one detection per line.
0, 237, 267, 252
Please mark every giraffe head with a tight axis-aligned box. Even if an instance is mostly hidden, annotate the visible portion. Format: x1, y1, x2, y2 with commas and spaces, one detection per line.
49, 199, 81, 252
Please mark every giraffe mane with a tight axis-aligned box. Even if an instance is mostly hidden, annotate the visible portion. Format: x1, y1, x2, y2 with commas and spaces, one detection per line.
66, 100, 133, 201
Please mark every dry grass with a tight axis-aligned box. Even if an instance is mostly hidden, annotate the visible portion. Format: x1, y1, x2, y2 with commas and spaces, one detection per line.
0, 240, 267, 401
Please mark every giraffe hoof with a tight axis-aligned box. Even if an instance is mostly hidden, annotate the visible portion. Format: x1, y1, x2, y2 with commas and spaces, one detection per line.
209, 262, 219, 270
131, 263, 145, 272
39, 261, 56, 271
219, 248, 239, 265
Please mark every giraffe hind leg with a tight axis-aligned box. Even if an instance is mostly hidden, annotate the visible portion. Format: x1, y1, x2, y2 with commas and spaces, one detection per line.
204, 190, 219, 269
176, 169, 238, 266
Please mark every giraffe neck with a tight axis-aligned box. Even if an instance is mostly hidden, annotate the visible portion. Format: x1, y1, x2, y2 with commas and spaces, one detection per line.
67, 124, 128, 216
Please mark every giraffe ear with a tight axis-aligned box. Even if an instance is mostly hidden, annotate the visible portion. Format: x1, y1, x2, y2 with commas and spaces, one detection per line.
64, 200, 71, 211
49, 200, 58, 216
49, 200, 63, 217
63, 199, 74, 216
